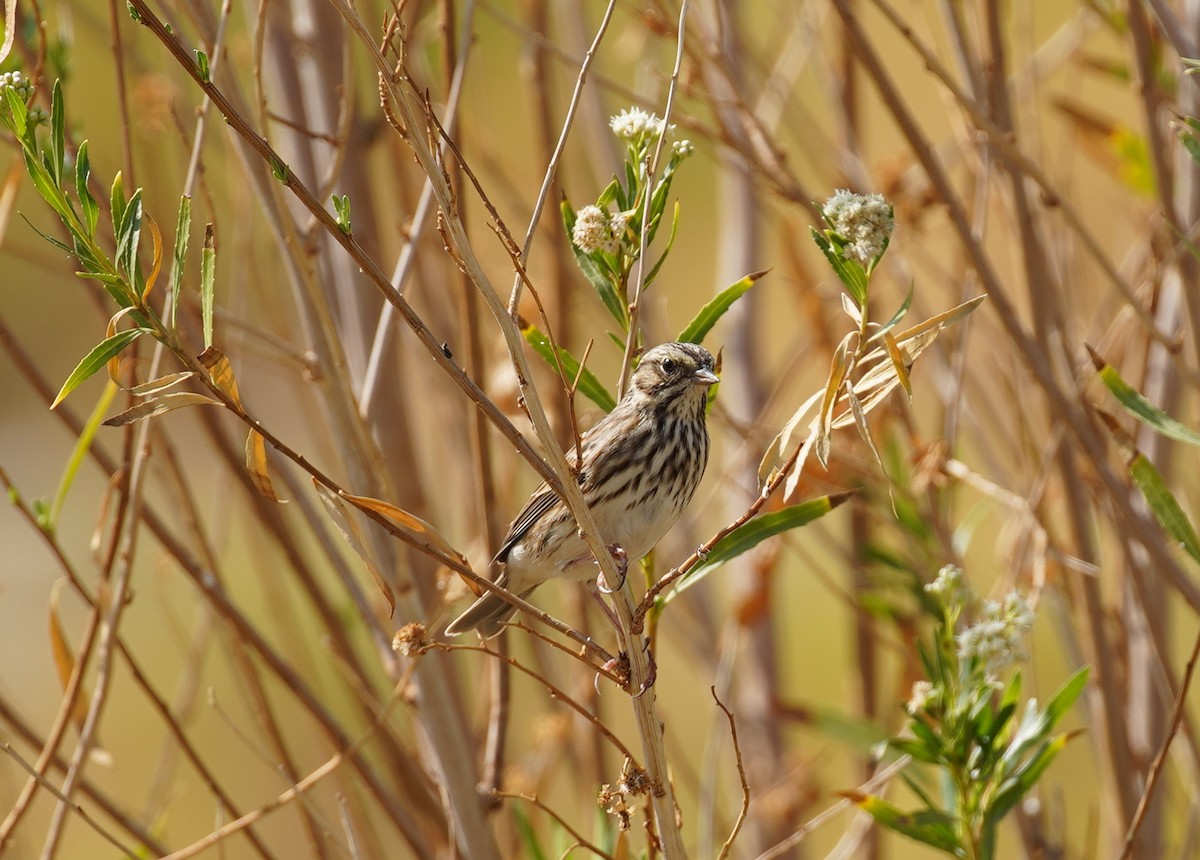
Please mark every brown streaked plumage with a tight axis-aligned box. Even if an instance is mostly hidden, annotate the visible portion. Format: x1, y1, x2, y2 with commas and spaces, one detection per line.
445, 342, 718, 637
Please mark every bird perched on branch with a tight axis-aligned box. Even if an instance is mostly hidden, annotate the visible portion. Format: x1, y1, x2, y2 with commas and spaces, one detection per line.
445, 341, 718, 637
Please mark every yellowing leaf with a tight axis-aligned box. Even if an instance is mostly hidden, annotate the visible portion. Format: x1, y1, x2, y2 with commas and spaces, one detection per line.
245, 430, 284, 502
314, 483, 396, 617
102, 392, 221, 427
141, 214, 163, 301
340, 490, 469, 569
128, 371, 197, 397
198, 346, 241, 407
48, 580, 112, 767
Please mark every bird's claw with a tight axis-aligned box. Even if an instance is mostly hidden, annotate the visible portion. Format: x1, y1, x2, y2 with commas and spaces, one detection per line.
596, 544, 628, 593
632, 645, 658, 698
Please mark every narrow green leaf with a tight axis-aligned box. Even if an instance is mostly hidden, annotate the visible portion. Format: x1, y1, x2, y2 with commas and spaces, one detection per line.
510, 804, 548, 860
1092, 348, 1200, 446
561, 200, 627, 325
5, 88, 28, 138
595, 177, 621, 209
989, 734, 1072, 822
866, 287, 915, 345
623, 161, 638, 210
846, 793, 962, 854
51, 329, 148, 408
195, 49, 211, 82
521, 323, 616, 413
22, 148, 73, 223
110, 172, 127, 240
663, 492, 855, 603
887, 738, 943, 765
50, 81, 66, 187
332, 193, 351, 234
200, 224, 216, 349
48, 378, 117, 532
1181, 128, 1200, 166
678, 270, 768, 345
1131, 449, 1200, 564
1041, 665, 1089, 727
116, 188, 143, 283
75, 141, 99, 235
811, 226, 868, 306
643, 201, 680, 288
170, 195, 192, 330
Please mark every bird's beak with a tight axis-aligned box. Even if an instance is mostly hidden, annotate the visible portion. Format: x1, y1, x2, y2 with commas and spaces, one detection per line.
691, 367, 720, 387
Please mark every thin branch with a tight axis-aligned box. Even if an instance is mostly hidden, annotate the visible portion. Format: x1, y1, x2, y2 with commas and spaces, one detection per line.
1120, 625, 1200, 859
711, 687, 749, 860
491, 792, 617, 860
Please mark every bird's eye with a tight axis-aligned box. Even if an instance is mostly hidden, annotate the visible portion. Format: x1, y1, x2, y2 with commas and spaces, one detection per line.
661, 358, 677, 374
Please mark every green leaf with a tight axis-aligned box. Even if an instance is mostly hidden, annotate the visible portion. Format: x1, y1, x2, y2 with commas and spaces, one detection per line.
561, 200, 627, 326
110, 172, 127, 239
1092, 349, 1200, 446
51, 328, 148, 408
595, 177, 621, 209
866, 286, 915, 346
332, 193, 351, 234
988, 733, 1072, 823
50, 81, 65, 187
116, 188, 143, 283
521, 323, 616, 413
811, 226, 869, 306
678, 270, 767, 345
643, 201, 680, 288
169, 195, 192, 330
888, 737, 943, 765
196, 49, 211, 82
1041, 665, 1089, 728
201, 224, 216, 349
662, 491, 854, 603
1184, 131, 1200, 167
847, 793, 963, 854
510, 804, 548, 860
22, 148, 73, 224
1129, 447, 1200, 564
75, 141, 99, 235
5, 87, 28, 138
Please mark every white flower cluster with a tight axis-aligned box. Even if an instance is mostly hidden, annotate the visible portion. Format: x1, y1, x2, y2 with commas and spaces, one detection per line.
0, 71, 34, 101
906, 679, 937, 715
571, 205, 629, 255
924, 564, 963, 603
0, 71, 46, 125
956, 592, 1035, 680
671, 139, 695, 158
822, 189, 894, 265
610, 106, 674, 146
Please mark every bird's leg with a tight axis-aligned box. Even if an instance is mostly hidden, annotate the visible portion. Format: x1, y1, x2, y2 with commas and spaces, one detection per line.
586, 579, 624, 630
596, 544, 628, 594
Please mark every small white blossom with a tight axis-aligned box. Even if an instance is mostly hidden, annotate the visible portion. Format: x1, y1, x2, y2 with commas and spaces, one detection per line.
906, 680, 937, 715
956, 590, 1035, 680
0, 70, 34, 102
925, 565, 963, 602
822, 189, 895, 265
572, 205, 627, 255
672, 139, 695, 158
610, 106, 674, 145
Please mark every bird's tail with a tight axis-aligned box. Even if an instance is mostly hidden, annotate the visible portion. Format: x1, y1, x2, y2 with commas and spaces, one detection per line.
444, 577, 536, 638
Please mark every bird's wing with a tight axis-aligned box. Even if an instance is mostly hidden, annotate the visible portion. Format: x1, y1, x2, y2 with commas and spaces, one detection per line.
492, 424, 604, 565
492, 484, 559, 564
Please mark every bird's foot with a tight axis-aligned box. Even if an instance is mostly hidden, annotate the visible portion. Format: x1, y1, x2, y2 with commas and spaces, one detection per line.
596, 544, 628, 594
